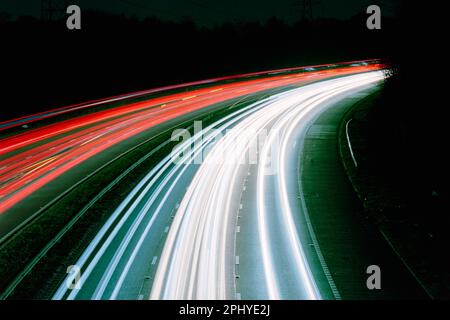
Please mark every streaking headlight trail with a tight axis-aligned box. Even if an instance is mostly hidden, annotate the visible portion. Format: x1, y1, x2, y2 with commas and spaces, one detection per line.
0, 61, 386, 301
151, 71, 384, 300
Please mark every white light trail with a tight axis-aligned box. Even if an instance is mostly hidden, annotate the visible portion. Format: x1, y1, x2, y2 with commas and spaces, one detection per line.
151, 71, 384, 300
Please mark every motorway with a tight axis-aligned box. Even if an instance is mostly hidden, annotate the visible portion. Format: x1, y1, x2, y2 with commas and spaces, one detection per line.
0, 61, 393, 300
298, 86, 429, 299
150, 72, 384, 300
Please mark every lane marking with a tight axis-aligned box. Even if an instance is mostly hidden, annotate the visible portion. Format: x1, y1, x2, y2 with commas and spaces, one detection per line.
182, 95, 197, 101
345, 119, 358, 168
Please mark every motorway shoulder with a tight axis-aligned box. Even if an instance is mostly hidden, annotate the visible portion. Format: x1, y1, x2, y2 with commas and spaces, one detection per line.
299, 87, 429, 299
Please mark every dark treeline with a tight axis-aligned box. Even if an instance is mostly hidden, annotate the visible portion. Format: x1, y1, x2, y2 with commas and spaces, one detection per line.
364, 0, 449, 275
1, 3, 446, 228
1, 9, 397, 120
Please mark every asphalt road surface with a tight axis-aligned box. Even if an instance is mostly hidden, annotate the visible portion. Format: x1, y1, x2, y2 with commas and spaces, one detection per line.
1, 61, 412, 300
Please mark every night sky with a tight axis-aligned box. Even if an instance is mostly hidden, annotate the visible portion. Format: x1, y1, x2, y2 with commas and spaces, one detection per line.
1, 0, 398, 25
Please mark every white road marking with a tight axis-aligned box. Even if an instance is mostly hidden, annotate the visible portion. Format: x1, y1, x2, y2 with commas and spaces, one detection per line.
150, 71, 383, 300
345, 119, 358, 168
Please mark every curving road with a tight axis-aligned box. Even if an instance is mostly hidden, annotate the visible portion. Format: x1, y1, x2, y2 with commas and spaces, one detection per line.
150, 72, 384, 300
0, 61, 389, 300
52, 70, 385, 300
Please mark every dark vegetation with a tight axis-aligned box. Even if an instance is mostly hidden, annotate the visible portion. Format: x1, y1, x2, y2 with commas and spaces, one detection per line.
1, 0, 448, 298
0, 87, 293, 299
342, 2, 450, 297
367, 2, 448, 253
0, 8, 397, 120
